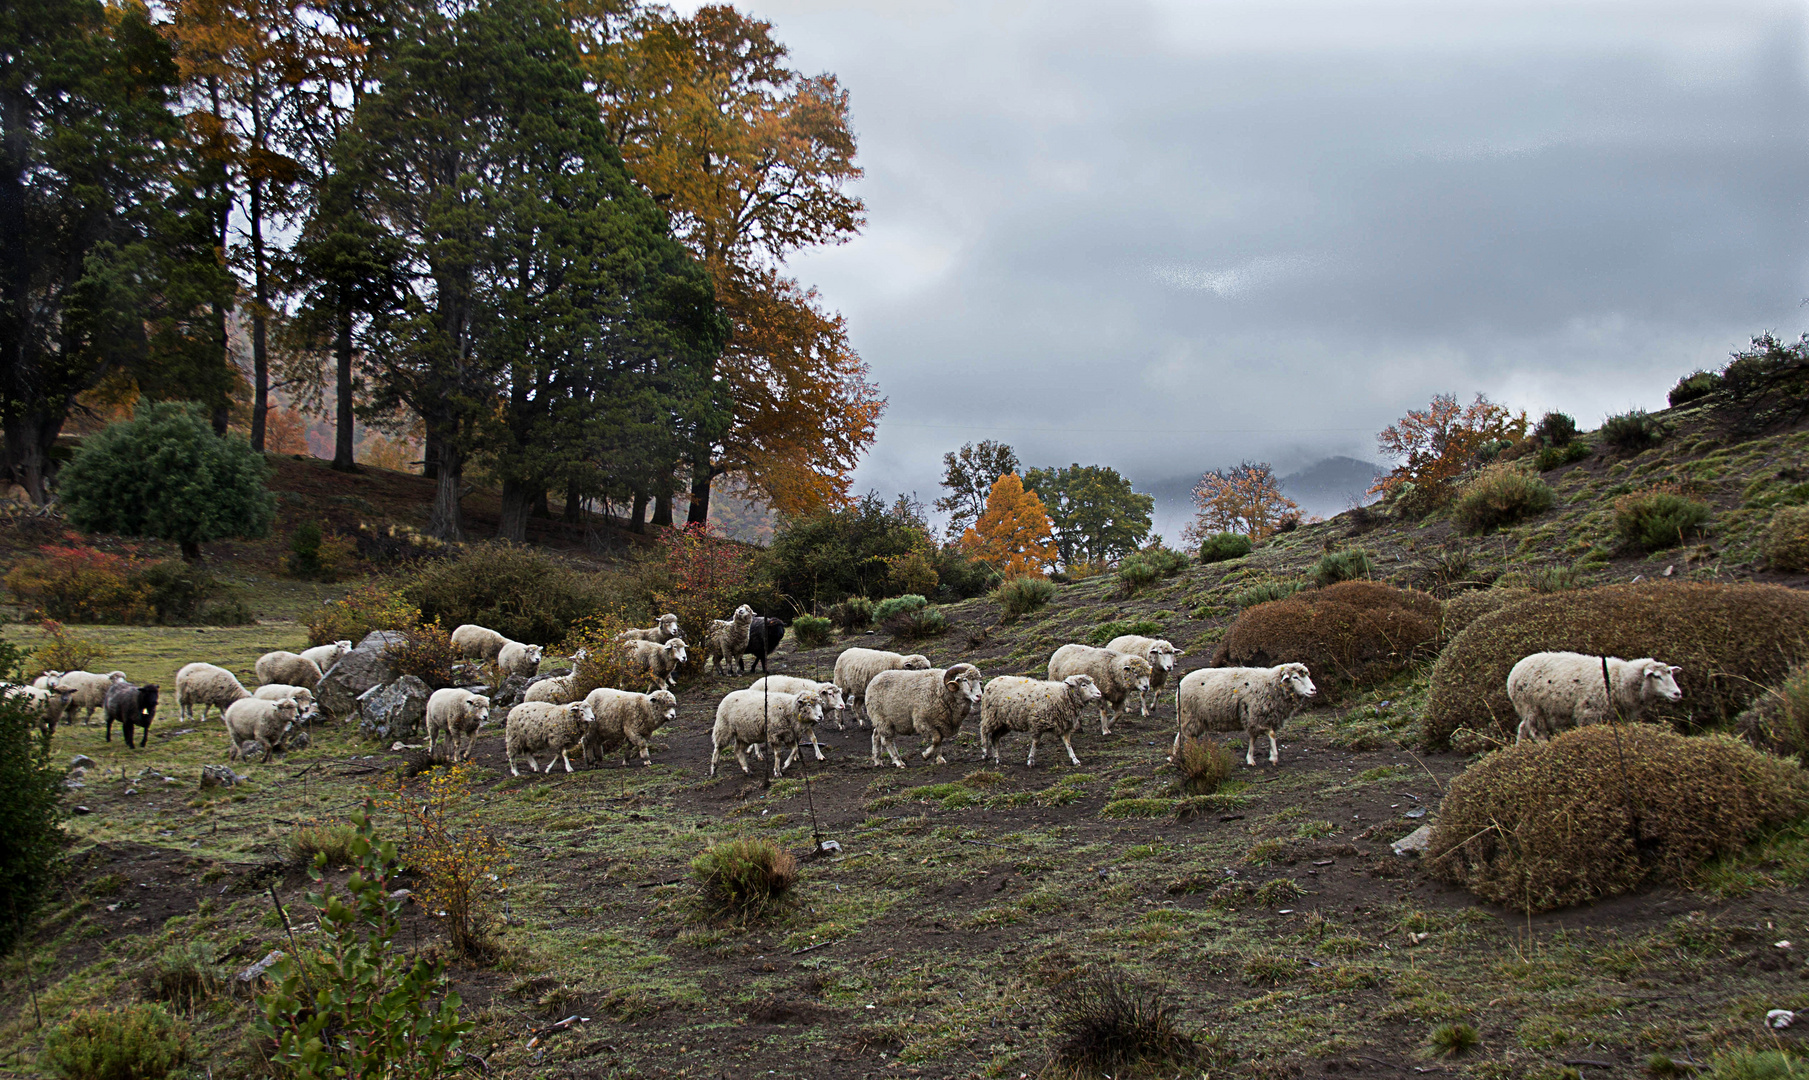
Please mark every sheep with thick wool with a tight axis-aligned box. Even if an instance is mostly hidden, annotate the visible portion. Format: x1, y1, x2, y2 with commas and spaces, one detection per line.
1047, 644, 1153, 735
426, 688, 491, 763
1174, 663, 1317, 767
451, 623, 507, 660
710, 689, 823, 777
1104, 635, 1183, 717
832, 648, 933, 727
300, 640, 353, 672
978, 674, 1103, 768
749, 675, 846, 747
255, 651, 324, 690
522, 649, 598, 704
48, 670, 128, 725
1506, 651, 1683, 744
866, 663, 984, 767
581, 688, 678, 766
254, 683, 319, 722
222, 696, 301, 762
6, 684, 74, 733
504, 700, 593, 776
625, 638, 687, 692
497, 639, 544, 679
703, 604, 756, 674
618, 614, 681, 644
175, 663, 252, 723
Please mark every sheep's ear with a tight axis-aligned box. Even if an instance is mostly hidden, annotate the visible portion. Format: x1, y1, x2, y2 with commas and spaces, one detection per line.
1669, 665, 1682, 675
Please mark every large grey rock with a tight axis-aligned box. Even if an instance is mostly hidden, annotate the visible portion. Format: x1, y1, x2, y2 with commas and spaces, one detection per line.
317, 648, 396, 719
1392, 824, 1435, 857
357, 675, 429, 742
358, 630, 412, 653
489, 673, 536, 711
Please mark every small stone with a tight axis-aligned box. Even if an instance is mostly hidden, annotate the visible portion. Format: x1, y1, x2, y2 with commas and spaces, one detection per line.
1769, 1009, 1796, 1029
389, 889, 414, 902
199, 764, 240, 789
1404, 807, 1427, 819
236, 949, 286, 987
69, 755, 96, 770
123, 788, 137, 796
1664, 564, 1675, 577
105, 903, 120, 912
63, 779, 84, 790
1392, 825, 1435, 857
68, 767, 86, 779
72, 805, 91, 815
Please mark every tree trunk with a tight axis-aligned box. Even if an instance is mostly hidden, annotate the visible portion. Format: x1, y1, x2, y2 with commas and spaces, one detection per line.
497, 477, 532, 542
652, 488, 673, 527
249, 173, 268, 452
562, 478, 583, 523
3, 409, 56, 504
427, 424, 463, 540
630, 490, 648, 534
332, 309, 358, 472
423, 423, 440, 480
531, 489, 550, 519
686, 461, 713, 525
181, 539, 202, 562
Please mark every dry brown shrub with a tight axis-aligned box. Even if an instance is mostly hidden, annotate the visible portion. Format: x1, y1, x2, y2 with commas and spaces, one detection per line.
1423, 582, 1809, 749
1440, 588, 1532, 639
1425, 726, 1809, 911
1315, 580, 1443, 620
1213, 583, 1441, 699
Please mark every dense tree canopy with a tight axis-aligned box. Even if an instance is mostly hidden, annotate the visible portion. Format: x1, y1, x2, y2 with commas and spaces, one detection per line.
961, 474, 1058, 579
1024, 463, 1153, 567
935, 440, 1020, 541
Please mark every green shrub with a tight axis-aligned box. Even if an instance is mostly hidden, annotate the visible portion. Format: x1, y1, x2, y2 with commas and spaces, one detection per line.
1535, 441, 1592, 471
382, 619, 461, 689
1231, 579, 1307, 609
0, 640, 63, 955
883, 603, 946, 640
144, 940, 224, 1011
1669, 370, 1722, 407
405, 542, 610, 644
1423, 582, 1809, 749
1766, 506, 1809, 571
1086, 618, 1164, 646
1734, 660, 1809, 761
873, 593, 927, 624
1425, 727, 1809, 911
932, 546, 1001, 601
1426, 1022, 1480, 1058
1046, 971, 1199, 1076
287, 521, 358, 581
26, 619, 111, 676
3, 547, 242, 625
993, 575, 1056, 615
1172, 737, 1233, 795
1600, 408, 1667, 452
691, 837, 797, 921
1708, 1050, 1809, 1080
1439, 588, 1532, 639
1214, 582, 1440, 699
1311, 548, 1372, 586
42, 1003, 189, 1080
1452, 464, 1554, 534
1144, 547, 1190, 575
134, 559, 237, 624
826, 596, 874, 632
1198, 533, 1252, 563
58, 400, 276, 560
1613, 490, 1710, 551
1117, 554, 1161, 592
1534, 411, 1578, 447
306, 583, 420, 648
790, 614, 833, 648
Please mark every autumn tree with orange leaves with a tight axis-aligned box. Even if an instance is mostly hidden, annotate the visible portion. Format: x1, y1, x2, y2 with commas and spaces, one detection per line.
1372, 393, 1527, 509
961, 475, 1059, 579
1182, 462, 1298, 544
589, 4, 883, 521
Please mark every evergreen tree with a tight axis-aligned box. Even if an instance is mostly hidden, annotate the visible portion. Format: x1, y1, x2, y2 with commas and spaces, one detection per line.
1024, 463, 1154, 567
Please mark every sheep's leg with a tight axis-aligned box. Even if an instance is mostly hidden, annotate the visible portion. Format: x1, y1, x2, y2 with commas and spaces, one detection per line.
1100, 703, 1115, 736
1169, 729, 1183, 762
870, 730, 883, 767
751, 741, 766, 760
560, 747, 575, 773
1268, 731, 1279, 766
810, 729, 824, 761
1061, 733, 1081, 767
1026, 734, 1039, 768
921, 733, 946, 766
634, 735, 653, 767
708, 742, 720, 777
1139, 690, 1150, 718
734, 740, 752, 775
884, 735, 905, 769
1244, 738, 1257, 767
104, 715, 113, 743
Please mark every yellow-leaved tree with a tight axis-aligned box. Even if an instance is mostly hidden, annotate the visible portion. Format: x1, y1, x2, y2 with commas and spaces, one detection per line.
961, 474, 1058, 579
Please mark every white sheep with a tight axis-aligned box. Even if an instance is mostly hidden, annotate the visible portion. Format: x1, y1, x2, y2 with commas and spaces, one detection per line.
503, 700, 593, 776
581, 688, 678, 766
1174, 663, 1318, 767
6, 683, 74, 732
625, 638, 688, 692
748, 675, 846, 754
618, 614, 682, 644
710, 689, 823, 777
703, 604, 755, 674
175, 663, 252, 723
1506, 651, 1684, 744
522, 660, 595, 705
222, 696, 301, 762
426, 688, 491, 763
978, 674, 1103, 768
1047, 644, 1153, 735
866, 663, 985, 767
29, 670, 65, 691
451, 623, 507, 661
48, 670, 127, 725
832, 648, 933, 727
496, 640, 544, 679
255, 651, 324, 690
254, 683, 319, 721
1104, 635, 1183, 717
300, 640, 354, 672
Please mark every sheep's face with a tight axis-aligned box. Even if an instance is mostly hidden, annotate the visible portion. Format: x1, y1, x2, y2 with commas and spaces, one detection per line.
467, 695, 492, 725
821, 685, 847, 709
569, 702, 594, 725
1280, 664, 1317, 699
1065, 674, 1104, 704
571, 647, 589, 663
109, 672, 128, 684
1119, 655, 1153, 692
798, 697, 825, 724
658, 614, 680, 634
523, 645, 545, 665
733, 604, 755, 624
1641, 661, 1684, 703
946, 666, 984, 705
649, 689, 678, 723
1149, 642, 1178, 671
667, 641, 689, 663
273, 699, 300, 722
902, 655, 932, 670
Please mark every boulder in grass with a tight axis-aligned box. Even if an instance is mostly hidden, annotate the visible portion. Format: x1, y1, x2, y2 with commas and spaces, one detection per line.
317, 648, 396, 719
356, 675, 429, 742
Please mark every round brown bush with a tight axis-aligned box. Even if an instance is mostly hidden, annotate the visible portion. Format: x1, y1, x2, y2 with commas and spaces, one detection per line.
1213, 583, 1440, 699
1766, 505, 1809, 572
1423, 582, 1809, 749
1425, 726, 1808, 912
1440, 588, 1532, 639
1315, 580, 1443, 621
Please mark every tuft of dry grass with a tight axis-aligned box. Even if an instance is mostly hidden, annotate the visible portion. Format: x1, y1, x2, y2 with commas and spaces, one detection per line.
1045, 971, 1200, 1077
691, 837, 797, 922
1172, 737, 1234, 795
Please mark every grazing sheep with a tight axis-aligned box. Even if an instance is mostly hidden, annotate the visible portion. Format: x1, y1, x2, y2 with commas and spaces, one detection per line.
175, 663, 252, 723
6, 684, 74, 735
1506, 651, 1684, 744
451, 623, 508, 661
742, 616, 787, 676
625, 638, 688, 692
618, 614, 682, 644
866, 663, 985, 767
703, 605, 756, 674
255, 651, 324, 690
832, 648, 934, 726
978, 675, 1103, 768
503, 700, 593, 776
426, 688, 491, 763
1104, 635, 1183, 717
1047, 644, 1153, 735
300, 640, 354, 672
1174, 663, 1318, 767
103, 680, 160, 748
254, 684, 319, 722
710, 689, 823, 777
222, 696, 301, 762
29, 670, 65, 691
581, 688, 678, 766
49, 670, 127, 725
748, 675, 847, 742
496, 639, 545, 679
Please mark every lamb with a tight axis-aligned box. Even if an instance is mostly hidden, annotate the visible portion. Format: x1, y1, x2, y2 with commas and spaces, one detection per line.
1104, 635, 1183, 717
300, 640, 354, 672
254, 683, 319, 722
1174, 663, 1318, 767
978, 674, 1103, 768
49, 670, 128, 725
1506, 651, 1684, 744
255, 651, 324, 690
748, 676, 847, 738
741, 615, 787, 676
173, 662, 252, 722
6, 684, 74, 735
222, 696, 302, 762
496, 640, 545, 679
426, 688, 491, 763
1046, 644, 1153, 735
581, 688, 678, 767
866, 663, 984, 767
522, 656, 597, 705
503, 700, 594, 776
451, 623, 508, 661
625, 638, 688, 692
103, 680, 160, 748
832, 648, 933, 727
703, 604, 756, 674
618, 614, 682, 644
709, 689, 824, 778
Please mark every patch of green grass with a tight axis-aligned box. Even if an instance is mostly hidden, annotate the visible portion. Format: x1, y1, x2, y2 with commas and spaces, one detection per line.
1100, 798, 1172, 819
1240, 949, 1300, 985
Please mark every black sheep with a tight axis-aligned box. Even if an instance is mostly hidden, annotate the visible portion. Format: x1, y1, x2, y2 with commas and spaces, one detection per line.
104, 681, 160, 749
741, 616, 788, 675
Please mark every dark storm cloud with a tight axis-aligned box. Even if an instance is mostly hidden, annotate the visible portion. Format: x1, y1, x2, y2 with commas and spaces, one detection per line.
724, 0, 1809, 537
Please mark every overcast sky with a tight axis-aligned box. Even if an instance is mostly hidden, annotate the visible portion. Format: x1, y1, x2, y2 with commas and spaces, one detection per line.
691, 0, 1809, 537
